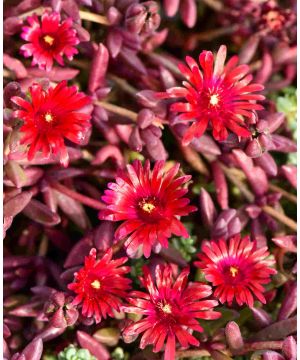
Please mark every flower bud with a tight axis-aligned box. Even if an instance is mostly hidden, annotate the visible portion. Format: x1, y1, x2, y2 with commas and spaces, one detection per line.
199, 188, 217, 228
128, 126, 143, 152
77, 331, 110, 360
44, 291, 79, 328
225, 321, 244, 351
180, 0, 197, 28
277, 282, 296, 320
282, 336, 297, 360
245, 139, 263, 158
254, 153, 278, 177
281, 165, 296, 188
262, 351, 285, 360
107, 7, 122, 25
137, 109, 155, 129
88, 43, 109, 93
251, 307, 272, 328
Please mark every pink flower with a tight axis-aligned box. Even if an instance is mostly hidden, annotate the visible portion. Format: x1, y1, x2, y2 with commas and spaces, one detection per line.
99, 160, 197, 258
68, 248, 131, 324
123, 264, 221, 360
195, 234, 277, 307
158, 45, 265, 144
11, 81, 91, 167
20, 11, 79, 71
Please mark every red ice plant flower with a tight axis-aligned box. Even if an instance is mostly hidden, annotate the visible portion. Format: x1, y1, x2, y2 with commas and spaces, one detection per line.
68, 248, 131, 324
20, 11, 79, 71
158, 45, 265, 144
99, 160, 197, 258
123, 264, 221, 360
195, 234, 277, 307
12, 81, 91, 167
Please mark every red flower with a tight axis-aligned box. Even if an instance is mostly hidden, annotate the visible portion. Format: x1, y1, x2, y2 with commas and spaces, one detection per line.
99, 160, 197, 258
12, 81, 91, 167
123, 264, 221, 360
68, 248, 131, 324
195, 235, 277, 307
158, 45, 265, 144
20, 11, 79, 71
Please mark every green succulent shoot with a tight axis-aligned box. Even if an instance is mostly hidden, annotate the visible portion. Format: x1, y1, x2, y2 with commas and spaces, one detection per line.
58, 345, 96, 360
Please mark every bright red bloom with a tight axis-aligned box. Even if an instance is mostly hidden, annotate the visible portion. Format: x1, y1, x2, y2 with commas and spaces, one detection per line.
195, 235, 277, 307
12, 81, 91, 167
20, 11, 79, 71
68, 248, 131, 324
158, 45, 265, 144
99, 160, 197, 258
123, 264, 221, 360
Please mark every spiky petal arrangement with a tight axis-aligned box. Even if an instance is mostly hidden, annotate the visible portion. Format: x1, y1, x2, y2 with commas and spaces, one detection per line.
99, 160, 197, 258
12, 81, 91, 167
195, 234, 277, 307
159, 45, 265, 144
20, 11, 79, 71
68, 248, 131, 324
123, 264, 221, 360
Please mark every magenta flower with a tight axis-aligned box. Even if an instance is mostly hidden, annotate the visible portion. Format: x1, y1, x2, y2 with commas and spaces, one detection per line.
11, 81, 91, 167
99, 160, 197, 258
123, 264, 221, 360
20, 11, 79, 71
68, 248, 131, 324
158, 45, 265, 144
195, 234, 277, 307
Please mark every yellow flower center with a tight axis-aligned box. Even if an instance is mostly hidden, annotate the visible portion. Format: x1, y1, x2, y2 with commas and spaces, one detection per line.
43, 35, 55, 46
91, 280, 101, 289
44, 112, 54, 122
229, 266, 239, 277
158, 302, 172, 314
142, 202, 156, 213
209, 94, 219, 106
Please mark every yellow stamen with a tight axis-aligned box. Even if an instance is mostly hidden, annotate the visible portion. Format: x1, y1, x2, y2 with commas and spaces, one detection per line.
209, 94, 219, 106
44, 112, 54, 122
142, 202, 156, 213
44, 35, 55, 46
229, 266, 239, 277
158, 302, 172, 314
91, 280, 101, 289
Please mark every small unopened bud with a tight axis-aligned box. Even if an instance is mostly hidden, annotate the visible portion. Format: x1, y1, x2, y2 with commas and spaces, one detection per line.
199, 188, 217, 228
245, 139, 263, 158
225, 321, 244, 351
137, 109, 155, 129
282, 336, 297, 360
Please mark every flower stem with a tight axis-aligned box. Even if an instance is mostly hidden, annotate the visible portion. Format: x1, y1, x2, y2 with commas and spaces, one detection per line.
221, 165, 297, 231
180, 145, 210, 176
94, 100, 138, 122
108, 74, 138, 97
233, 340, 283, 355
202, 0, 223, 11
268, 183, 297, 204
50, 181, 105, 210
79, 10, 109, 25
19, 6, 51, 19
175, 349, 211, 359
262, 206, 297, 232
221, 165, 255, 202
196, 25, 238, 41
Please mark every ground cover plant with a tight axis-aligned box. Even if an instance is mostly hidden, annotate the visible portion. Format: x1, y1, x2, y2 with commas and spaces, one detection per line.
3, 0, 297, 359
